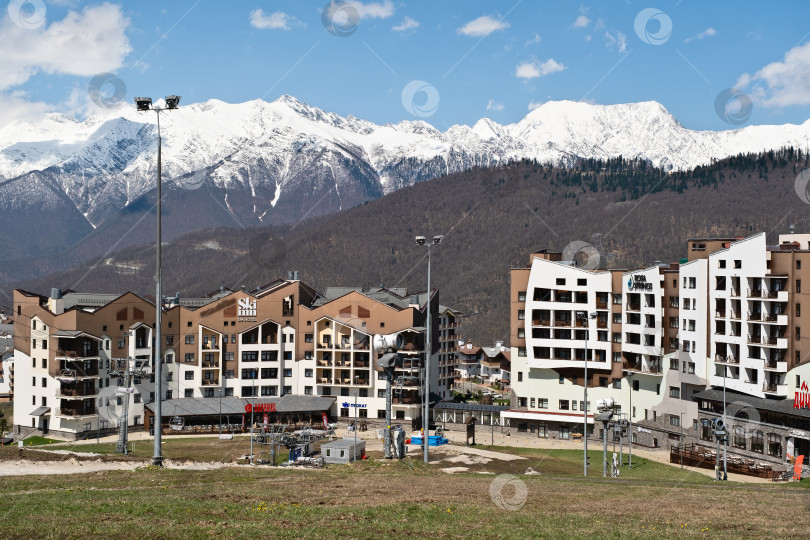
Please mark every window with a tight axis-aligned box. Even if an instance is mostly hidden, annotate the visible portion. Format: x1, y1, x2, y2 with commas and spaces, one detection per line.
224, 370, 235, 379
242, 386, 256, 397
224, 352, 234, 361
613, 379, 621, 389
559, 400, 569, 410
797, 280, 802, 293
559, 374, 564, 384
556, 278, 566, 286
599, 377, 608, 388
184, 389, 193, 398
304, 386, 313, 395
517, 328, 525, 338
798, 327, 801, 341
670, 358, 679, 370
613, 313, 622, 324
184, 353, 194, 362
518, 397, 527, 407
613, 294, 622, 305
797, 303, 801, 317
518, 348, 526, 357
261, 351, 277, 361
669, 415, 680, 427
165, 390, 173, 400
242, 368, 257, 379
538, 398, 548, 409
305, 333, 314, 343
260, 368, 272, 379
613, 352, 622, 363
185, 334, 194, 344
118, 339, 125, 349
734, 260, 741, 269
518, 291, 526, 302
304, 368, 313, 377
572, 400, 577, 411
518, 310, 525, 320
184, 371, 194, 380
242, 351, 258, 362
632, 380, 639, 391
669, 386, 680, 398
798, 260, 803, 270
751, 430, 764, 453
530, 398, 536, 408
718, 260, 726, 268
166, 335, 174, 346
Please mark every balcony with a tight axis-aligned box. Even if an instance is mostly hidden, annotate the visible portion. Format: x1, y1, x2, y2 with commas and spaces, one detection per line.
623, 361, 662, 375
317, 359, 332, 367
202, 360, 220, 368
202, 343, 220, 351
729, 311, 741, 320
729, 289, 740, 297
626, 303, 641, 312
318, 377, 333, 385
596, 320, 608, 329
748, 312, 762, 321
58, 362, 99, 378
532, 319, 550, 327
392, 396, 420, 405
715, 310, 726, 318
714, 354, 739, 365
761, 314, 788, 325
58, 384, 98, 398
748, 289, 762, 298
353, 360, 370, 368
763, 360, 787, 372
553, 320, 571, 328
58, 405, 96, 418
596, 300, 608, 310
201, 378, 220, 386
762, 382, 786, 395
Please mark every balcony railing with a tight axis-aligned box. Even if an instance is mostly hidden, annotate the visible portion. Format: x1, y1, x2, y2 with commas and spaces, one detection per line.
533, 319, 550, 326
715, 310, 726, 318
59, 406, 96, 417
554, 320, 571, 327
748, 289, 762, 298
201, 379, 220, 386
58, 385, 98, 398
714, 354, 738, 365
762, 382, 779, 393
626, 304, 641, 312
748, 336, 762, 344
202, 361, 219, 368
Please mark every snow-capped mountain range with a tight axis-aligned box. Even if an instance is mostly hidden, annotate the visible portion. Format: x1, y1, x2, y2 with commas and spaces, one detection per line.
0, 95, 808, 273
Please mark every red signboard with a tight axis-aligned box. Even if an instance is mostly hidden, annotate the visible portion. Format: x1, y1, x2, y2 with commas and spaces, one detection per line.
245, 403, 277, 413
794, 381, 809, 410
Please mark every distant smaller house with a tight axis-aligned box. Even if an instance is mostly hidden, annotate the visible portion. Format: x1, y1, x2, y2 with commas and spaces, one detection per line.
321, 438, 365, 464
453, 340, 511, 386
0, 322, 13, 402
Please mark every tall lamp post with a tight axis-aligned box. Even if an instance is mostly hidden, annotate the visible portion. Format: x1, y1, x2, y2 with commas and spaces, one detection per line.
416, 234, 443, 464
577, 311, 597, 477
135, 95, 181, 467
628, 372, 633, 469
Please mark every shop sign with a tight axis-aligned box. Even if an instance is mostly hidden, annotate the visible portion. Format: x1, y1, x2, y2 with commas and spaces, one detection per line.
795, 380, 809, 410
245, 402, 276, 413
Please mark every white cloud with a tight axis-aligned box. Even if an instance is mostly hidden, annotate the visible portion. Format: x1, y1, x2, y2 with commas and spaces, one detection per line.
684, 27, 716, 44
457, 15, 509, 37
0, 3, 131, 92
323, 1, 394, 21
0, 91, 52, 127
524, 33, 541, 46
573, 6, 590, 28
737, 41, 810, 108
486, 99, 504, 111
516, 58, 566, 79
528, 100, 543, 111
249, 9, 304, 30
392, 16, 419, 32
604, 30, 627, 53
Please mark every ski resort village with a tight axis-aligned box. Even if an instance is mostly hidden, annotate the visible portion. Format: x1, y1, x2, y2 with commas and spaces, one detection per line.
2, 229, 808, 485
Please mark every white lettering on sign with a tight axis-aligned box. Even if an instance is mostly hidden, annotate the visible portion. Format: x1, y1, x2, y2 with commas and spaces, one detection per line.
238, 297, 256, 318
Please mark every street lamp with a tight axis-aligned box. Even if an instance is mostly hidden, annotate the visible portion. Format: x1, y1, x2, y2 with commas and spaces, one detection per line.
577, 311, 597, 477
416, 234, 443, 464
135, 95, 181, 467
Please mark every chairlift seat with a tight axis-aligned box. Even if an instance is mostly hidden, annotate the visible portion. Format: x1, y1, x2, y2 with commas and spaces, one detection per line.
169, 416, 185, 431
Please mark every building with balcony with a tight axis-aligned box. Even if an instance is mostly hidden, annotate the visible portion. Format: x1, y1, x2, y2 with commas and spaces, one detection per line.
506, 232, 810, 466
12, 280, 448, 439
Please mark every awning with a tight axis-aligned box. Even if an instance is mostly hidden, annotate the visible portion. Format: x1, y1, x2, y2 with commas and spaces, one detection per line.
30, 406, 50, 416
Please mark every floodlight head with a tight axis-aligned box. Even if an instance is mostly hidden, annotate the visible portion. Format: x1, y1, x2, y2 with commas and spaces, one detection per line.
165, 95, 181, 109
432, 235, 443, 245
576, 311, 586, 320
134, 97, 153, 111
415, 236, 426, 245
373, 332, 404, 353
589, 311, 597, 318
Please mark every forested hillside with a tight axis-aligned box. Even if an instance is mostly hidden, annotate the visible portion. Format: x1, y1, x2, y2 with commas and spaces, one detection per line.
17, 148, 810, 344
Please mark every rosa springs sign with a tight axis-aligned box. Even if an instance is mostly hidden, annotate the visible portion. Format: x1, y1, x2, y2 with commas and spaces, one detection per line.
238, 297, 257, 322
627, 274, 654, 291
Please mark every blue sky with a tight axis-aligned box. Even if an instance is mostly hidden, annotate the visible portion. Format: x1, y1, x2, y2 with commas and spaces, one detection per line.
3, 0, 810, 131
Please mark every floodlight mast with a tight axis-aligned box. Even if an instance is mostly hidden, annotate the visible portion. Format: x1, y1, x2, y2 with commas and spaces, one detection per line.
134, 95, 181, 467
415, 234, 442, 463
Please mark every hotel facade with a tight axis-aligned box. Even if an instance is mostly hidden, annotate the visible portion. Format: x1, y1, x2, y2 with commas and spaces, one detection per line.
12, 280, 445, 439
507, 232, 810, 466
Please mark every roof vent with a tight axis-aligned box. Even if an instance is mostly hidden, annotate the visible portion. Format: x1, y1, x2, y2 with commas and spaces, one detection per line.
50, 288, 62, 300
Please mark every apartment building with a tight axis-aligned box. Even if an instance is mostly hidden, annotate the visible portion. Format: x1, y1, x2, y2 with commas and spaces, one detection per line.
507, 233, 810, 464
12, 280, 448, 439
436, 306, 462, 399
